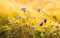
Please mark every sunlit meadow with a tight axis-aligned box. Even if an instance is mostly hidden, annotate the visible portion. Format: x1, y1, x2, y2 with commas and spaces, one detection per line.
0, 0, 60, 38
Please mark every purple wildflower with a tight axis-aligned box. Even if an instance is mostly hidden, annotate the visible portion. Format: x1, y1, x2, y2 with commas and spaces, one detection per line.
32, 26, 35, 30
18, 16, 22, 19
21, 7, 27, 12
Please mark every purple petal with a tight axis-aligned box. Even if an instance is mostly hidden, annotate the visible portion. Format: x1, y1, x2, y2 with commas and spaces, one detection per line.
32, 26, 35, 30
21, 7, 27, 10
18, 16, 22, 19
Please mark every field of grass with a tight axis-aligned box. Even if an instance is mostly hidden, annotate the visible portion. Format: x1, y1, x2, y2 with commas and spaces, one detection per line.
0, 0, 60, 38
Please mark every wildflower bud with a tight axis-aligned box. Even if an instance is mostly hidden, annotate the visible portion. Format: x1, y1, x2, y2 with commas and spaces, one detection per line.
40, 22, 43, 26
44, 18, 47, 23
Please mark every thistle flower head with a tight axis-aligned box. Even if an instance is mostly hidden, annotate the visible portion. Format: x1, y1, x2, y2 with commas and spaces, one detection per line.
40, 22, 43, 26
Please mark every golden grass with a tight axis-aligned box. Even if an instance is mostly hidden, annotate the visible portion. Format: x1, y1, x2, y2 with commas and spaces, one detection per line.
0, 0, 60, 30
